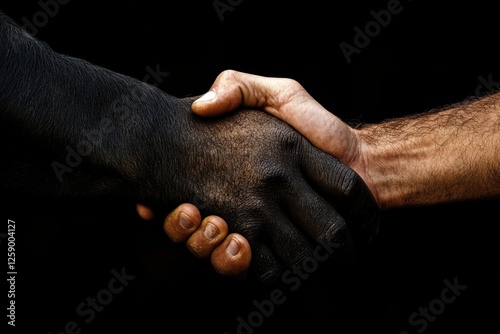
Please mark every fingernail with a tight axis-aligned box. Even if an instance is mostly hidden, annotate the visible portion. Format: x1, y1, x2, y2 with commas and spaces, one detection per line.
179, 212, 195, 230
194, 90, 216, 103
204, 223, 219, 240
226, 237, 240, 257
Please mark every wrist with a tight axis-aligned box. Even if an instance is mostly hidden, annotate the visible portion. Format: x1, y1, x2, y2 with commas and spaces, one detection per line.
348, 127, 382, 209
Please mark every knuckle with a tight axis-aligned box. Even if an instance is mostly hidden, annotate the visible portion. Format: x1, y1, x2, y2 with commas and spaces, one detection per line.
227, 203, 266, 238
282, 78, 303, 92
276, 126, 304, 156
218, 69, 238, 83
257, 164, 291, 191
321, 218, 348, 246
336, 165, 360, 196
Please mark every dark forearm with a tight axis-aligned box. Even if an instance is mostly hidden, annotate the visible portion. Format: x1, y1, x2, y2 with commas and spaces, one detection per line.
0, 12, 182, 198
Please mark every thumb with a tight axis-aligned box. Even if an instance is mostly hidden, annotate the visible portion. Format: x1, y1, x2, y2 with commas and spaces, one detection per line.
191, 70, 268, 117
191, 88, 243, 117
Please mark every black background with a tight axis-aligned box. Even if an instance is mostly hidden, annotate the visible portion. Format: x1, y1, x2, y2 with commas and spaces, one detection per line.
2, 0, 499, 333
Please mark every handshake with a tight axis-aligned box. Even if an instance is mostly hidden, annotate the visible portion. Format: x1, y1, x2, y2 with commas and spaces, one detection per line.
136, 70, 382, 282
1, 12, 378, 284
2, 11, 498, 285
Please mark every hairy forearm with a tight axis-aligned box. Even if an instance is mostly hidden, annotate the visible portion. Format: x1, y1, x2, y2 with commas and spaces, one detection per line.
357, 92, 500, 209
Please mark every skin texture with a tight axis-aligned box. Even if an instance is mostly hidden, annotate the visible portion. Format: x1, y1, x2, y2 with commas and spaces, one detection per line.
190, 70, 500, 208
151, 69, 500, 277
0, 14, 379, 283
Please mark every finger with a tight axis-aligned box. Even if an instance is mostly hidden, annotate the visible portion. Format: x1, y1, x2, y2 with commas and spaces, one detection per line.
191, 69, 292, 117
239, 209, 320, 283
301, 145, 380, 244
261, 210, 317, 269
282, 177, 346, 243
211, 233, 252, 279
226, 214, 283, 283
246, 241, 282, 284
163, 203, 202, 243
187, 215, 228, 259
282, 177, 359, 263
136, 203, 155, 220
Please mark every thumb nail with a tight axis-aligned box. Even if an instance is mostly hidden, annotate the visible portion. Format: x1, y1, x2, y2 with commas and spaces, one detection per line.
226, 237, 241, 257
194, 90, 216, 103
